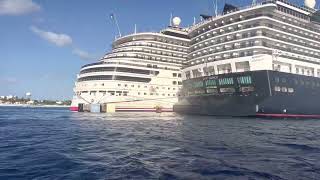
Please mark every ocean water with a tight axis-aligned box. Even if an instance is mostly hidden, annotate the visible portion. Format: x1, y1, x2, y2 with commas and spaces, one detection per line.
0, 107, 319, 180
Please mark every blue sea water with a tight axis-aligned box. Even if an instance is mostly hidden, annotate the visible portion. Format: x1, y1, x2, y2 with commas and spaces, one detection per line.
0, 107, 320, 180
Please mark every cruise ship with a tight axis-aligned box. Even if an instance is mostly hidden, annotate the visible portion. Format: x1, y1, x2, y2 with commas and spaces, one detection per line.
70, 18, 190, 112
174, 0, 320, 117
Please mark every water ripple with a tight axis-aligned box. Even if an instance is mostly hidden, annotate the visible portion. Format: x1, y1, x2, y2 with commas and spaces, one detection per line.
0, 106, 320, 179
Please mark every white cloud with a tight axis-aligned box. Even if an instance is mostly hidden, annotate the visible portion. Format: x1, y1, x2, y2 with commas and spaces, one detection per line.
30, 26, 96, 61
72, 49, 96, 61
0, 77, 18, 84
30, 26, 73, 47
0, 0, 41, 15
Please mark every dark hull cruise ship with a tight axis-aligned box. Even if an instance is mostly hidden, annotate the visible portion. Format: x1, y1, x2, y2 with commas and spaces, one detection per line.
174, 0, 320, 117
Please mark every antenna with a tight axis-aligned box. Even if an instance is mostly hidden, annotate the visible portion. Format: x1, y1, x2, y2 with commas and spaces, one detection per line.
213, 0, 218, 17
134, 24, 137, 34
193, 17, 196, 25
252, 0, 257, 6
170, 13, 173, 26
110, 13, 122, 37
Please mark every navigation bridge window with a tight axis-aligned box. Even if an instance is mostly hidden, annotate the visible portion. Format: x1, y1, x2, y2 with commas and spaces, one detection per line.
188, 81, 204, 89
237, 76, 252, 85
218, 78, 234, 86
205, 79, 217, 87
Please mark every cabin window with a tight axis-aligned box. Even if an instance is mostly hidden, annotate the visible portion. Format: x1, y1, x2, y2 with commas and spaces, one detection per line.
192, 81, 204, 88
205, 79, 217, 87
207, 88, 218, 94
108, 91, 115, 96
195, 90, 205, 94
219, 78, 234, 85
220, 88, 235, 93
288, 88, 294, 93
237, 76, 251, 84
240, 86, 254, 92
281, 87, 288, 92
281, 78, 286, 83
275, 77, 280, 83
274, 86, 281, 92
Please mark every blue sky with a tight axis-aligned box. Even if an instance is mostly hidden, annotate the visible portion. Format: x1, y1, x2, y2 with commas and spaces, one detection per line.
0, 0, 307, 100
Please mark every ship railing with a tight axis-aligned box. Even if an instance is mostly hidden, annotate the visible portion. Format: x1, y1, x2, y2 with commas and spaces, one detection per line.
190, 0, 276, 31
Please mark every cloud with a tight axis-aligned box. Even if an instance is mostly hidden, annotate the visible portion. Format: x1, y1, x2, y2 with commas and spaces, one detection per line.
72, 49, 96, 61
30, 26, 73, 47
0, 77, 18, 84
0, 0, 41, 15
30, 26, 96, 61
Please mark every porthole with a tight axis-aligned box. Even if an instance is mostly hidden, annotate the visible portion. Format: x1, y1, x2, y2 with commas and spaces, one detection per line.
281, 87, 287, 92
288, 88, 294, 93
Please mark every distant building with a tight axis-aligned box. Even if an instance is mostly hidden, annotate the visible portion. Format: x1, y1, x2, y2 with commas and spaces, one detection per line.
27, 100, 34, 105
6, 95, 13, 99
56, 101, 63, 105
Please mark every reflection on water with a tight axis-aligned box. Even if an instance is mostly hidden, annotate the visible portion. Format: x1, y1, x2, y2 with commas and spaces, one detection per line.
0, 106, 319, 179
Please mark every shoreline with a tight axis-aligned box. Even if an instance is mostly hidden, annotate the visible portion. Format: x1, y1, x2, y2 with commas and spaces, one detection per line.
0, 104, 70, 108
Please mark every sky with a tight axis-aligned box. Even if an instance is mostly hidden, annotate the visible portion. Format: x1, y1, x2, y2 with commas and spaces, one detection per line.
0, 0, 308, 100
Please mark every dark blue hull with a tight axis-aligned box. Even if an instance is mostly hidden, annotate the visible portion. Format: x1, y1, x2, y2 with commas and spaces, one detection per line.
174, 70, 320, 118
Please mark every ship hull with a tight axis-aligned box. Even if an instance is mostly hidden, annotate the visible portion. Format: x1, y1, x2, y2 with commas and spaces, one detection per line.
174, 70, 320, 118
70, 96, 175, 113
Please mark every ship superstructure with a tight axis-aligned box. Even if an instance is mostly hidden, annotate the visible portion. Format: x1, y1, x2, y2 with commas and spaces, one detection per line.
71, 22, 190, 112
174, 0, 320, 117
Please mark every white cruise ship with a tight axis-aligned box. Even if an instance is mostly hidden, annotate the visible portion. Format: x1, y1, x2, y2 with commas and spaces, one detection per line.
70, 18, 190, 112
174, 0, 320, 117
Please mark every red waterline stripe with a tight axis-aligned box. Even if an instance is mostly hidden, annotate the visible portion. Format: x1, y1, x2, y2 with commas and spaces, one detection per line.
116, 107, 172, 109
256, 113, 320, 118
70, 107, 79, 111
116, 110, 173, 112
116, 108, 173, 112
